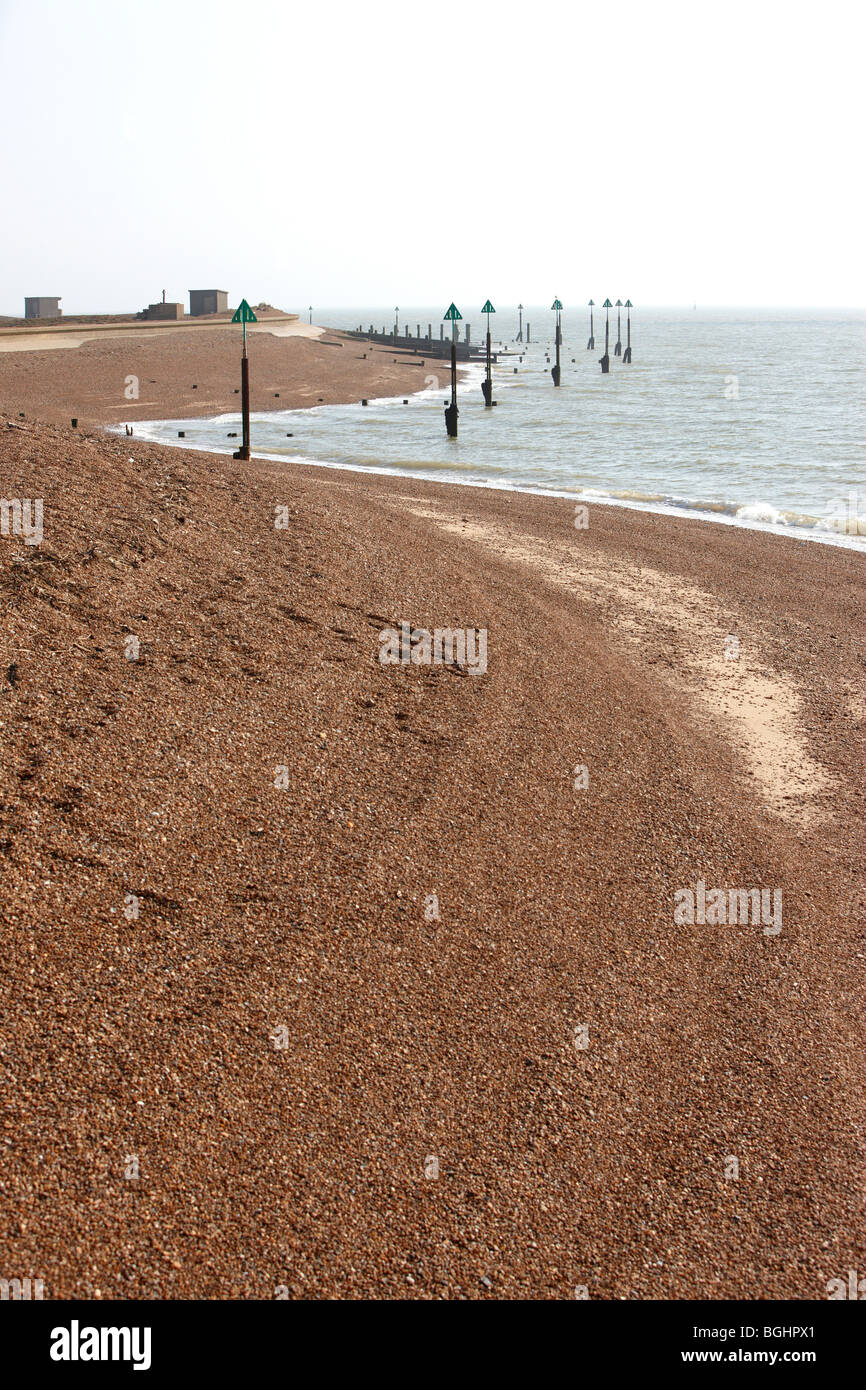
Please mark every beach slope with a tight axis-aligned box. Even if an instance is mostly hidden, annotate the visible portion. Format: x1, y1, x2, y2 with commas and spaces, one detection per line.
0, 417, 863, 1299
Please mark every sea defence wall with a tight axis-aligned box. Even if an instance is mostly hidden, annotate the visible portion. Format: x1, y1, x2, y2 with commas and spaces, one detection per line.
344, 326, 492, 363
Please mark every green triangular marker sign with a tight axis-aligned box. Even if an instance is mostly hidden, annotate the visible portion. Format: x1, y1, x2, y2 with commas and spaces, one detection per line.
232, 299, 258, 324
551, 298, 563, 311
481, 300, 495, 314
615, 299, 622, 307
625, 299, 633, 308
588, 299, 595, 306
444, 303, 463, 321
602, 298, 613, 308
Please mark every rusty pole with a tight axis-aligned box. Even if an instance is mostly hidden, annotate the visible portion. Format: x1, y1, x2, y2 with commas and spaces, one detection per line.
600, 299, 611, 374
239, 344, 251, 459
551, 299, 563, 386
481, 300, 494, 407
623, 300, 633, 362
446, 327, 458, 436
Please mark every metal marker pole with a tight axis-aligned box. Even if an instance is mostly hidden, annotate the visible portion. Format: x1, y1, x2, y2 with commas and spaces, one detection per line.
600, 299, 611, 374
482, 300, 495, 407
240, 317, 251, 459
449, 321, 458, 435
231, 299, 257, 459
551, 298, 562, 386
484, 322, 492, 405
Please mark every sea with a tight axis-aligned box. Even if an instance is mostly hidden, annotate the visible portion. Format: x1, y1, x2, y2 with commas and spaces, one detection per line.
125, 306, 866, 551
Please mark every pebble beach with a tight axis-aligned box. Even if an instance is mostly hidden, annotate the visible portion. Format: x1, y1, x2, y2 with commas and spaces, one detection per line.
1, 322, 864, 1298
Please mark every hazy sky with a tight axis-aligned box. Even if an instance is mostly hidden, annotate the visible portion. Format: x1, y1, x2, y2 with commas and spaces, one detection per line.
1, 0, 862, 314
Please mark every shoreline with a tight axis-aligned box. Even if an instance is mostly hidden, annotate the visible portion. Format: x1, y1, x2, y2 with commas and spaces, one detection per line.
122, 392, 866, 556
4, 316, 860, 554
129, 437, 866, 556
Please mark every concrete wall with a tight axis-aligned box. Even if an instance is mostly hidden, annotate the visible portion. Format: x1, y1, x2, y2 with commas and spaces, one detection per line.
144, 302, 184, 320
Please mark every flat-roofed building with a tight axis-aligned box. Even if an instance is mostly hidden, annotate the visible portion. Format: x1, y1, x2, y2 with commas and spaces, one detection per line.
24, 296, 61, 319
189, 289, 228, 316
143, 302, 184, 320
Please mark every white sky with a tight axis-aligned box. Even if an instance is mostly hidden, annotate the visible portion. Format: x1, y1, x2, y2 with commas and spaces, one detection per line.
0, 0, 863, 313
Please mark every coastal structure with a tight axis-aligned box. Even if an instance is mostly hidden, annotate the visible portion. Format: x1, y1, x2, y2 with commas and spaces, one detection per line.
24, 296, 61, 319
189, 289, 228, 316
143, 301, 184, 320
347, 323, 483, 363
